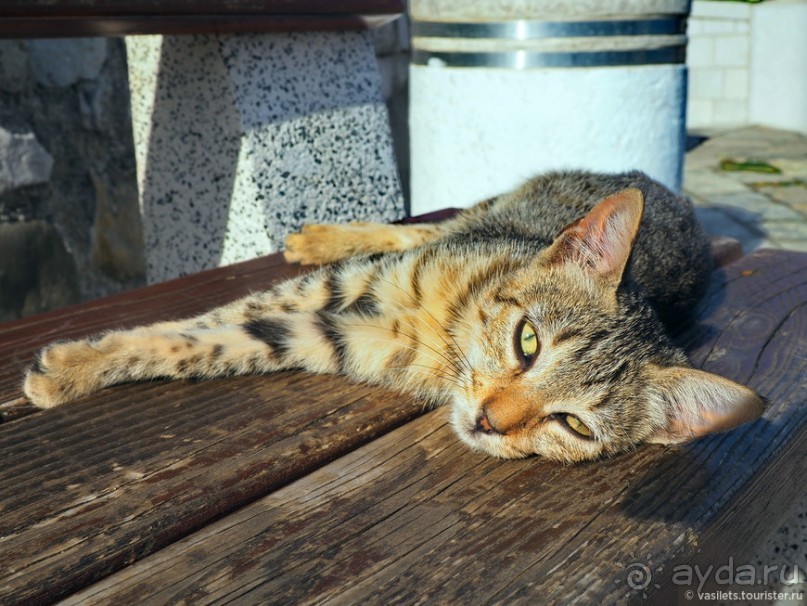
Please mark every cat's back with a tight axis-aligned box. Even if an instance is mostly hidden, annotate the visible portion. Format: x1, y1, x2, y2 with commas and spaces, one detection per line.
461, 170, 713, 327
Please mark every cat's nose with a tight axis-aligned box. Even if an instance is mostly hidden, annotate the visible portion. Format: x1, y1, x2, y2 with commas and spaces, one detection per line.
475, 410, 501, 435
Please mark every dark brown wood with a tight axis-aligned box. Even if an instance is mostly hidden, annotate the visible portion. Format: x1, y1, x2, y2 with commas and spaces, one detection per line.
59, 249, 807, 605
0, 15, 398, 38
0, 364, 422, 606
709, 234, 743, 267
0, 1, 405, 17
0, 1, 403, 38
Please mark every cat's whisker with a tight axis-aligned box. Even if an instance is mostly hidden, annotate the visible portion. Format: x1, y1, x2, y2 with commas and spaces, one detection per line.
360, 292, 461, 371
383, 365, 464, 388
336, 324, 467, 388
366, 336, 467, 388
375, 276, 474, 375
340, 322, 468, 384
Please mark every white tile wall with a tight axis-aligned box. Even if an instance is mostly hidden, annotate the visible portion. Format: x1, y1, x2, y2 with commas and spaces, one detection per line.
691, 0, 751, 20
724, 68, 749, 100
713, 98, 748, 125
686, 1, 751, 130
687, 0, 807, 134
713, 34, 749, 68
690, 68, 726, 99
687, 36, 714, 68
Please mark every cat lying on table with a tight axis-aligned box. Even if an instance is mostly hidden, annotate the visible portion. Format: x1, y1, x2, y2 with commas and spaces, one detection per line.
23, 170, 764, 463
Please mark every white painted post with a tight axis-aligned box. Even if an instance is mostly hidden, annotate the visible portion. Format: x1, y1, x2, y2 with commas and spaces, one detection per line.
409, 0, 690, 214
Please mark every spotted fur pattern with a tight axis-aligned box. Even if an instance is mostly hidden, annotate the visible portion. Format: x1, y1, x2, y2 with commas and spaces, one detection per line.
24, 171, 764, 462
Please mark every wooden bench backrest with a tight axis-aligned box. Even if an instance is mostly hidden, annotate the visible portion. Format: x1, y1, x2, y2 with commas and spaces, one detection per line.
0, 0, 404, 37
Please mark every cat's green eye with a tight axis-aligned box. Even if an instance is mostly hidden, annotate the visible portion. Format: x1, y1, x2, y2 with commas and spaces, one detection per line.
564, 414, 592, 438
517, 320, 539, 362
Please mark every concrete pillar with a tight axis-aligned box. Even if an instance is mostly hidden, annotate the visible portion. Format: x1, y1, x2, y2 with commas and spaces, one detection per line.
409, 0, 690, 214
127, 31, 405, 284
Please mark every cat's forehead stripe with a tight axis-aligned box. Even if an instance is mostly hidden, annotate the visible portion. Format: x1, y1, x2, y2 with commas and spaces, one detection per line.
552, 326, 585, 345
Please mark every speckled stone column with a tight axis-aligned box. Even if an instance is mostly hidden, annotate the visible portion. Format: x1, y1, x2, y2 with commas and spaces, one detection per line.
409, 0, 690, 214
127, 31, 404, 283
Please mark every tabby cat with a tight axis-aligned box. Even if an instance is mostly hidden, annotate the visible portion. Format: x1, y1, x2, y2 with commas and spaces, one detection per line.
23, 171, 764, 462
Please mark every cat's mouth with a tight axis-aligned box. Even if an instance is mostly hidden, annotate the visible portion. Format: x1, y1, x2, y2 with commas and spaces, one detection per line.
449, 401, 530, 459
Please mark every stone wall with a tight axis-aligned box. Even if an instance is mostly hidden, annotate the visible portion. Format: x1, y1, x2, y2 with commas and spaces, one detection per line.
0, 38, 144, 322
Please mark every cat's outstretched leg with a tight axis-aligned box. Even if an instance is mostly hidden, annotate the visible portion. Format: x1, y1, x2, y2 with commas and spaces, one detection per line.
23, 314, 335, 408
23, 264, 358, 408
283, 222, 448, 265
283, 197, 498, 265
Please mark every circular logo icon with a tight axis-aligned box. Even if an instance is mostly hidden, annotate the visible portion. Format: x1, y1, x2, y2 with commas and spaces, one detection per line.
625, 562, 653, 591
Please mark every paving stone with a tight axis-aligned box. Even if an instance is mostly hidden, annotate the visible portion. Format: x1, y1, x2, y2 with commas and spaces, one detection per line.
760, 220, 807, 243
772, 238, 807, 252
769, 158, 807, 180
683, 168, 749, 195
701, 191, 804, 222
694, 206, 766, 253
753, 182, 807, 210
719, 170, 796, 185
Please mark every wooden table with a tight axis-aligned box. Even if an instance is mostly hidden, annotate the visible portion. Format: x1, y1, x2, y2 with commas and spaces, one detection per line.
0, 220, 804, 604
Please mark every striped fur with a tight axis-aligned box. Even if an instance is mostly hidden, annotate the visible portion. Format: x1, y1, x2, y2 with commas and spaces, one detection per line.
23, 171, 765, 462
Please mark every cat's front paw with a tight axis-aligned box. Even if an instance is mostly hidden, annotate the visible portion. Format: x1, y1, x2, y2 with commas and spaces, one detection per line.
284, 224, 354, 265
23, 340, 103, 408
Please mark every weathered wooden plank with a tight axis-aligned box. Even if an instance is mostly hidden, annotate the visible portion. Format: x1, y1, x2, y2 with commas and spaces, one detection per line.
0, 375, 422, 606
0, 0, 403, 37
0, 15, 399, 38
0, 1, 404, 17
63, 249, 807, 605
708, 234, 742, 267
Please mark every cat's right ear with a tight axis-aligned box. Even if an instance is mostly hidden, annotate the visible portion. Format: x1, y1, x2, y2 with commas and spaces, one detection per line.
544, 188, 644, 289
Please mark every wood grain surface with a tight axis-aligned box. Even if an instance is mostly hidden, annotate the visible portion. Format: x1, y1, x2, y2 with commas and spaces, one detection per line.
0, 1, 405, 17
59, 249, 807, 605
0, 1, 403, 37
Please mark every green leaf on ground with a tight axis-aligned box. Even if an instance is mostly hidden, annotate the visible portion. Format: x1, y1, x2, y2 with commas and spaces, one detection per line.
720, 159, 782, 174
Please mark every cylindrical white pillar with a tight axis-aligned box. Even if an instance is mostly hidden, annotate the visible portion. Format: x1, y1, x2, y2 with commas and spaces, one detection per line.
409, 0, 690, 214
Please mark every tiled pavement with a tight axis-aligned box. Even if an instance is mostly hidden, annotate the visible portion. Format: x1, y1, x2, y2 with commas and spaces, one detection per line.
684, 126, 806, 603
685, 126, 807, 253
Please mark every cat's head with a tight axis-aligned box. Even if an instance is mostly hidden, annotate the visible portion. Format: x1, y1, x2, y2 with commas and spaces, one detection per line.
450, 188, 765, 463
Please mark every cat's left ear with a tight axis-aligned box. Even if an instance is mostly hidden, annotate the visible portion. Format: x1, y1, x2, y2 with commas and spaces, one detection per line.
645, 365, 766, 445
545, 188, 644, 289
